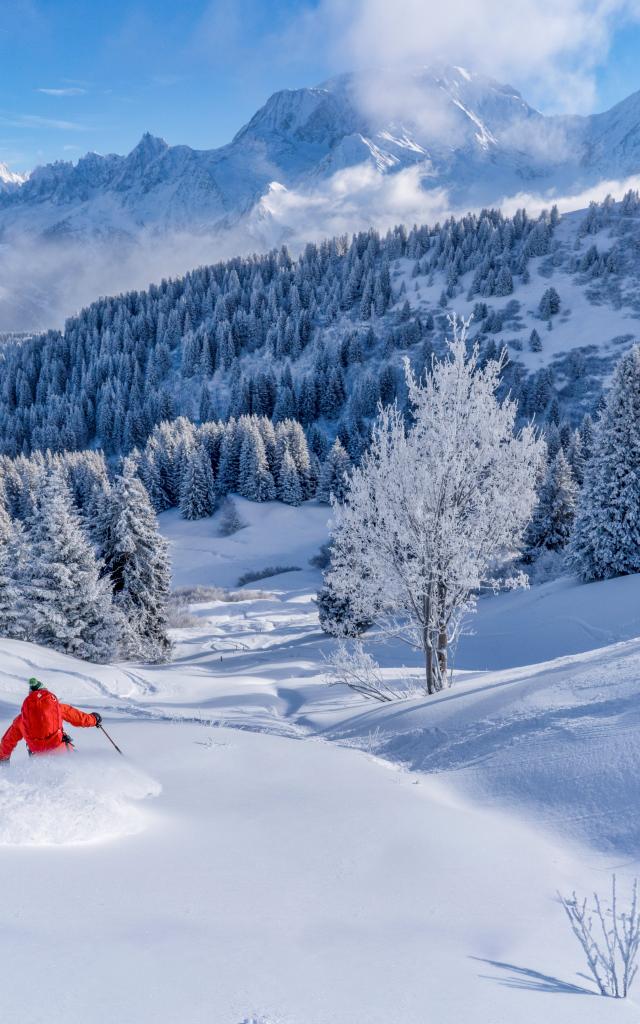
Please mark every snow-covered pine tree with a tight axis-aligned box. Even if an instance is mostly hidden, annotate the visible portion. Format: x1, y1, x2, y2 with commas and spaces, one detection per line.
570, 345, 640, 581
139, 435, 171, 513
179, 443, 216, 520
317, 439, 352, 504
316, 579, 371, 638
276, 420, 313, 497
0, 508, 24, 639
238, 423, 276, 502
199, 384, 213, 423
567, 428, 586, 486
580, 413, 596, 463
327, 317, 544, 694
525, 448, 578, 556
277, 446, 303, 506
539, 286, 561, 319
94, 460, 172, 661
21, 471, 121, 661
216, 418, 241, 495
494, 265, 513, 296
529, 328, 542, 352
60, 451, 105, 513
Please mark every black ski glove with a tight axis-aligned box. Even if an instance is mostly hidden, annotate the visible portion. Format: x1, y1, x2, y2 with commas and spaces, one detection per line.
93, 713, 103, 727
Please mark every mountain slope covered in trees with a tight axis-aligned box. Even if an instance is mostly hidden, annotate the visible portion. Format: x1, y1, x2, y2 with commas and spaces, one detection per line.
6, 64, 640, 330
0, 192, 638, 465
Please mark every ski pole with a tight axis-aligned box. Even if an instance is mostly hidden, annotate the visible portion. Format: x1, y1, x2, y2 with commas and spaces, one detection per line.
99, 724, 124, 756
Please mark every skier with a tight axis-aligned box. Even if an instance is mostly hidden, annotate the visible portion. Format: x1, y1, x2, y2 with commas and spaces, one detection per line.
0, 677, 102, 763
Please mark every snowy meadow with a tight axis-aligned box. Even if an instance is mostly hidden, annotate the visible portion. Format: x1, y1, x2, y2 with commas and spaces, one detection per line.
2, 494, 640, 1023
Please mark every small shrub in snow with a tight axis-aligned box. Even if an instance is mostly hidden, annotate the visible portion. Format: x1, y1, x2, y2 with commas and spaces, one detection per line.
168, 584, 273, 626
560, 876, 640, 997
171, 584, 272, 604
167, 605, 199, 629
316, 581, 371, 638
218, 497, 247, 536
325, 642, 403, 702
309, 542, 331, 570
237, 565, 301, 586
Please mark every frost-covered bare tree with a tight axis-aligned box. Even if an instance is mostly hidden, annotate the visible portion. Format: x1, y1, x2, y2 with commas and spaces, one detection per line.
327, 317, 545, 694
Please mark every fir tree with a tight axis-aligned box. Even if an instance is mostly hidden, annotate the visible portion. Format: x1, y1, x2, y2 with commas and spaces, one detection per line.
580, 413, 596, 463
0, 510, 24, 639
539, 286, 561, 319
238, 425, 276, 502
317, 439, 351, 504
199, 384, 213, 423
570, 346, 640, 580
94, 461, 172, 661
567, 429, 586, 486
525, 449, 578, 555
277, 446, 303, 506
216, 419, 241, 495
276, 420, 313, 497
22, 472, 121, 661
179, 443, 216, 520
494, 265, 513, 296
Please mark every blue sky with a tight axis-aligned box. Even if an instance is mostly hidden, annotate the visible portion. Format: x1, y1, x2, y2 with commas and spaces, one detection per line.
0, 0, 331, 171
2, 0, 640, 173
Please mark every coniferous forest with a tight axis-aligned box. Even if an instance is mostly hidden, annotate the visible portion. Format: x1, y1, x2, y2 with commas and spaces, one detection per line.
1, 195, 639, 660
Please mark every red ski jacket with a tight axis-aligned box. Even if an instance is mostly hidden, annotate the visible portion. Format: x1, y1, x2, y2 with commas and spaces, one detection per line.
0, 689, 97, 760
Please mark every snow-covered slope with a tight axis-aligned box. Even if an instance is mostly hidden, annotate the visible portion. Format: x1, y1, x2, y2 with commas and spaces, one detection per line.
2, 499, 640, 1021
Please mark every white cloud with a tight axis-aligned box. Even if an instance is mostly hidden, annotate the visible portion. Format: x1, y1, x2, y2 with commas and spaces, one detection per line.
0, 113, 87, 131
302, 0, 640, 114
248, 164, 640, 256
255, 165, 451, 244
497, 173, 640, 216
36, 87, 87, 97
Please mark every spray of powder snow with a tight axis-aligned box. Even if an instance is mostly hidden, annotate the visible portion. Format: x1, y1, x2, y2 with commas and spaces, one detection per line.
0, 753, 161, 846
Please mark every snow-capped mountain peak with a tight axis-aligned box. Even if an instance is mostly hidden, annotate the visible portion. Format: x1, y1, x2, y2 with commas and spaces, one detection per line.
0, 162, 27, 192
0, 63, 628, 235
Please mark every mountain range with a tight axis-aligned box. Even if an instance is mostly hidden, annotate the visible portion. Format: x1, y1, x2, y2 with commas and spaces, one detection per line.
3, 65, 640, 246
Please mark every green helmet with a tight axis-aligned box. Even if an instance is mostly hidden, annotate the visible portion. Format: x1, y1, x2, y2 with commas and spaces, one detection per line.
28, 677, 43, 691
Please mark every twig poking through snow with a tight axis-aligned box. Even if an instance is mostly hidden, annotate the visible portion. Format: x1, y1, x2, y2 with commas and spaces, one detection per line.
324, 642, 403, 702
559, 875, 640, 997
